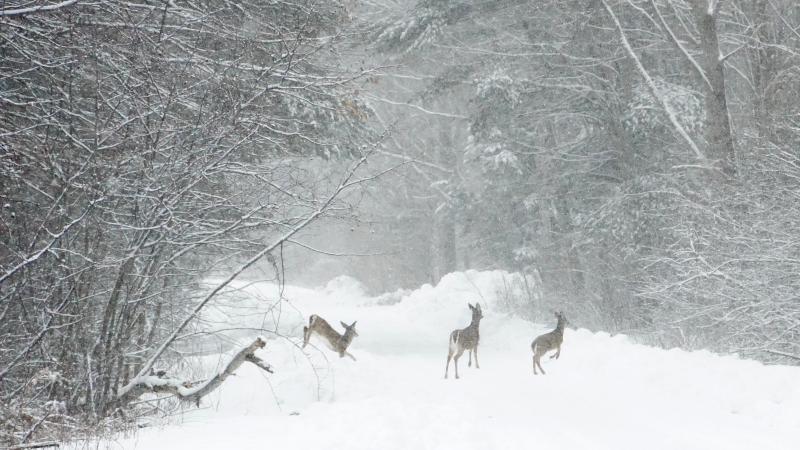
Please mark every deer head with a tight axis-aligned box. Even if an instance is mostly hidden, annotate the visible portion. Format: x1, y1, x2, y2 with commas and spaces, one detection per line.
469, 303, 483, 323
554, 311, 569, 327
340, 320, 359, 340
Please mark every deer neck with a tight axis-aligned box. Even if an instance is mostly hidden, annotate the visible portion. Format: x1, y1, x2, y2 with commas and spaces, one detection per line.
337, 332, 354, 350
554, 319, 565, 335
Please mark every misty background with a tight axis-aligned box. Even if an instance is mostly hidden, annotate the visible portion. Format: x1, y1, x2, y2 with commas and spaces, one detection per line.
2, 0, 799, 446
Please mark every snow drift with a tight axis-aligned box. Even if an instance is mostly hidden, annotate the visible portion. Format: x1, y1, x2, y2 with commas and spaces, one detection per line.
73, 270, 800, 450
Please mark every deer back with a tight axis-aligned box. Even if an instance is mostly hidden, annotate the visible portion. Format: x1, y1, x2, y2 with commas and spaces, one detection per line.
532, 330, 562, 353
532, 312, 566, 353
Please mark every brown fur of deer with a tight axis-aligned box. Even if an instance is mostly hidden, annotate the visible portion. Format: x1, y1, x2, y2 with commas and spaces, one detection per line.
444, 303, 483, 379
531, 311, 568, 375
302, 314, 358, 361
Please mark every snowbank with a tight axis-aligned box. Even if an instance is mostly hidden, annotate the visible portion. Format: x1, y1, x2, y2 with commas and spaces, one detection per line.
71, 270, 800, 450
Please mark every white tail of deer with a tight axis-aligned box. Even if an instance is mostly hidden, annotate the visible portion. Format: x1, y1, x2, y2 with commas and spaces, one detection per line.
302, 314, 358, 361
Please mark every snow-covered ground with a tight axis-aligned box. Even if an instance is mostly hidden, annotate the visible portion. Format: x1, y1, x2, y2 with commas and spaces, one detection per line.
77, 271, 800, 450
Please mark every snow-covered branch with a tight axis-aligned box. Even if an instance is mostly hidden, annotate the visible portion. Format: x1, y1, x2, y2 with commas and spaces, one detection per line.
601, 0, 706, 162
119, 338, 273, 405
0, 0, 79, 17
651, 0, 712, 88
0, 199, 100, 286
364, 94, 469, 120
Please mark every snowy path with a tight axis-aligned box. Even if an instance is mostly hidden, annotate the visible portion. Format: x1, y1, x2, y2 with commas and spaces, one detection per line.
85, 272, 800, 450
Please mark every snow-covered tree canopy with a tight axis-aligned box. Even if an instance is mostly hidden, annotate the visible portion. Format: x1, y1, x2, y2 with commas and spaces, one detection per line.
1, 0, 374, 444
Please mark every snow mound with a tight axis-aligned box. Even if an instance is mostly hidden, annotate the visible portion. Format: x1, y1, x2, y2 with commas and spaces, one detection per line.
322, 275, 368, 300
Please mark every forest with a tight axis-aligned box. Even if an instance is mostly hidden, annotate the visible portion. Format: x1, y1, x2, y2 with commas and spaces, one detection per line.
2, 0, 799, 447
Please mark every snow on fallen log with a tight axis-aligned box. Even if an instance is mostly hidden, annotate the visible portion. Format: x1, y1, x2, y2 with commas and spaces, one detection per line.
8, 442, 59, 449
118, 338, 273, 406
0, 0, 79, 17
766, 349, 800, 362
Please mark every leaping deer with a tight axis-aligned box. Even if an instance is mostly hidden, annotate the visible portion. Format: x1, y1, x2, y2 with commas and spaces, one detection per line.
302, 314, 358, 361
444, 303, 483, 379
531, 311, 568, 375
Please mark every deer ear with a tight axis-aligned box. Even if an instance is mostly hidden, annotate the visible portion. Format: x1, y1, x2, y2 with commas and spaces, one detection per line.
351, 321, 357, 328
476, 302, 482, 310
340, 321, 348, 329
468, 303, 474, 310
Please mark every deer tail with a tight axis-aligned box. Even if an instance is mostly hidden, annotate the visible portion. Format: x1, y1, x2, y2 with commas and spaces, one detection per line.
449, 330, 460, 352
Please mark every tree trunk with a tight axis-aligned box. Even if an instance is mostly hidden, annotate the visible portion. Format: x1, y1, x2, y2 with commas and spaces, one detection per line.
431, 204, 456, 283
751, 0, 776, 145
693, 3, 736, 176
116, 338, 273, 407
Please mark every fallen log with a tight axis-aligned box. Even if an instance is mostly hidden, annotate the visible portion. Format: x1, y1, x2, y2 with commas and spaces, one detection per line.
766, 349, 800, 362
118, 338, 273, 406
9, 442, 59, 449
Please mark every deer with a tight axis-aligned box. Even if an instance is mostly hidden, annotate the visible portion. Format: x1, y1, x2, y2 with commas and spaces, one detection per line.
444, 303, 483, 379
531, 311, 568, 375
302, 314, 359, 361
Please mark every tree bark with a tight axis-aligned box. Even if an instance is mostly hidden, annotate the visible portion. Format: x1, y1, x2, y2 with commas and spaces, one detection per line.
751, 0, 776, 144
692, 2, 736, 176
431, 204, 456, 283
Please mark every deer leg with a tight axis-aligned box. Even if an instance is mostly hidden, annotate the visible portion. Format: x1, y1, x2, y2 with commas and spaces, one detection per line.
474, 346, 480, 369
551, 344, 561, 359
536, 355, 546, 375
445, 350, 453, 379
532, 355, 537, 374
453, 348, 465, 379
468, 348, 472, 367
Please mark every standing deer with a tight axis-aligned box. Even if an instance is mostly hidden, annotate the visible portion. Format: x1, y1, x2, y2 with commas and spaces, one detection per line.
302, 314, 359, 361
531, 311, 568, 375
444, 303, 483, 379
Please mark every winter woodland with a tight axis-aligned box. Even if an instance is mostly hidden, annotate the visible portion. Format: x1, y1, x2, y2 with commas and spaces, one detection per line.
1, 0, 799, 447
